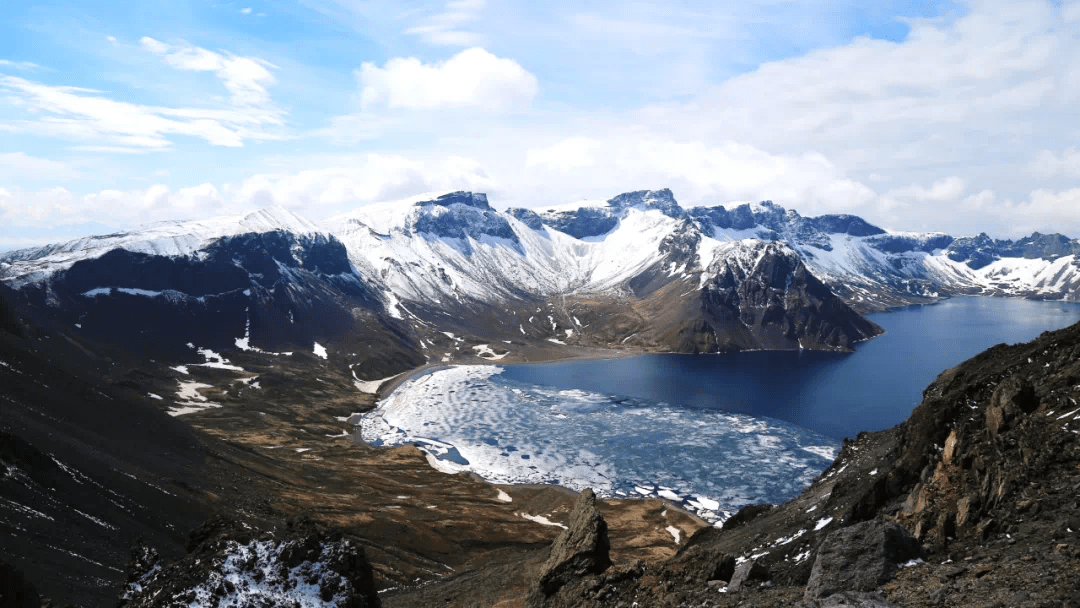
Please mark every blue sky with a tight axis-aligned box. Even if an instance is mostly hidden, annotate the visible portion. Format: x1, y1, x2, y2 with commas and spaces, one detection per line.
1, 0, 1079, 250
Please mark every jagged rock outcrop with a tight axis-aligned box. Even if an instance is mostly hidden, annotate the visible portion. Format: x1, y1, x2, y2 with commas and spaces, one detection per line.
120, 517, 380, 608
694, 243, 883, 352
528, 489, 612, 605
804, 520, 924, 600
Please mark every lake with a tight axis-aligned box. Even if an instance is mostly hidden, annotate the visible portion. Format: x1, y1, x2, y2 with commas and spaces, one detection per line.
361, 297, 1080, 522
501, 296, 1080, 441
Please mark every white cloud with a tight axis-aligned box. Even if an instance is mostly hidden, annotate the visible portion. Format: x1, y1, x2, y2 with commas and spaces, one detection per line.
357, 47, 538, 111
405, 0, 485, 47
0, 152, 79, 180
140, 37, 278, 108
633, 1, 1080, 195
241, 7, 253, 15
999, 187, 1080, 234
0, 40, 285, 151
1030, 147, 1080, 177
0, 59, 40, 71
526, 137, 601, 172
0, 154, 497, 230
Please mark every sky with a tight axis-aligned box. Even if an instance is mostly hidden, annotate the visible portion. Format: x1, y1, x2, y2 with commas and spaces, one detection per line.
1, 0, 1079, 251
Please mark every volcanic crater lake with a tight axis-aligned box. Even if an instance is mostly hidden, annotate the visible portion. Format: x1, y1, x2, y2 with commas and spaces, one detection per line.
361, 297, 1080, 523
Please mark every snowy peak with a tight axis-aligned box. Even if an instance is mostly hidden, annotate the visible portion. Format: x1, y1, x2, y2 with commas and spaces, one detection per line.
238, 206, 322, 236
607, 188, 685, 219
408, 198, 518, 247
0, 205, 329, 287
420, 191, 491, 210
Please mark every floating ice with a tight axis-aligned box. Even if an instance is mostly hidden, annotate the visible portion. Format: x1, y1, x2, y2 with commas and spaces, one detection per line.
360, 365, 840, 524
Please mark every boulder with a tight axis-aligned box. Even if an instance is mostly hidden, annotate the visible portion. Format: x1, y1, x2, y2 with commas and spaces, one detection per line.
532, 489, 612, 598
805, 519, 925, 600
985, 377, 1038, 436
727, 558, 770, 591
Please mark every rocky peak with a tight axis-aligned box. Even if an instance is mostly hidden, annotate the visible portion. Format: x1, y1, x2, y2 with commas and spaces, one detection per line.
419, 191, 491, 210
806, 214, 886, 237
506, 207, 546, 231
607, 188, 686, 219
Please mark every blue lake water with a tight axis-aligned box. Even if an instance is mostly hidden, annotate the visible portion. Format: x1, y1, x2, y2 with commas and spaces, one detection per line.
363, 297, 1080, 522
501, 297, 1080, 441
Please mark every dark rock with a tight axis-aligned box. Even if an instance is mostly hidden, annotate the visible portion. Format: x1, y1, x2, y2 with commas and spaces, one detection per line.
425, 191, 491, 210
727, 558, 769, 591
506, 207, 546, 230
540, 206, 620, 239
532, 489, 612, 599
120, 517, 380, 608
798, 591, 897, 607
722, 504, 775, 530
607, 189, 685, 219
806, 215, 886, 237
805, 519, 926, 600
0, 561, 41, 608
0, 286, 23, 337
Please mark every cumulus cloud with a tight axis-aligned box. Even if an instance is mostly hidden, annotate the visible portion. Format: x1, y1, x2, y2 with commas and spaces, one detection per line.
357, 47, 538, 111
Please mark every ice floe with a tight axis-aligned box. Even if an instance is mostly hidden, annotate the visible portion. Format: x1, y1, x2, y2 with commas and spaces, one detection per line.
359, 365, 840, 525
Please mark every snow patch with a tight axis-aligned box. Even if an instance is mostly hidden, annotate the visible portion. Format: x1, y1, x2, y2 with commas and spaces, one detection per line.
519, 513, 566, 529
666, 525, 681, 544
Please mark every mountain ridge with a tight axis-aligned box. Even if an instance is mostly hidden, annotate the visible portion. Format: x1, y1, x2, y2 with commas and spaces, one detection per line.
2, 189, 1078, 378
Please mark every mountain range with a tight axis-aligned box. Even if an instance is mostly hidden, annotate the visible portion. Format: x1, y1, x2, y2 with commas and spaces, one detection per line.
2, 188, 1077, 377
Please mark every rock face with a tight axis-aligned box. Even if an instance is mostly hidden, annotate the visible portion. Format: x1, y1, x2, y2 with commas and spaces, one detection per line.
804, 520, 925, 600
121, 517, 381, 608
0, 561, 40, 608
984, 377, 1039, 436
0, 285, 21, 336
694, 243, 883, 352
529, 489, 612, 604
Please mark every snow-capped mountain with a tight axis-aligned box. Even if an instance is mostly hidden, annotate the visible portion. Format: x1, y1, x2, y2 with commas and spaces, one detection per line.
2, 189, 1077, 369
0, 207, 422, 373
